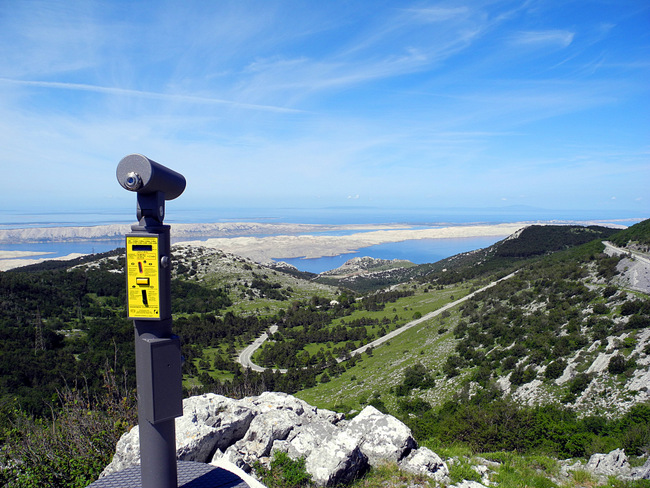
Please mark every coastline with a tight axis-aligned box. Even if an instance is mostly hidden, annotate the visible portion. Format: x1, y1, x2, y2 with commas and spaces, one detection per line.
0, 222, 405, 243
0, 219, 633, 272
176, 222, 528, 263
0, 252, 87, 271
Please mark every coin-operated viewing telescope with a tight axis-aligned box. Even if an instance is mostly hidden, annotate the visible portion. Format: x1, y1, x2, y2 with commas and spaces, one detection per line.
117, 153, 186, 227
116, 154, 185, 488
90, 156, 247, 487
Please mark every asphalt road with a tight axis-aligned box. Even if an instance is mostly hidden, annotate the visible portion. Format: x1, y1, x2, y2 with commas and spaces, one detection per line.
603, 241, 650, 294
604, 241, 650, 266
237, 325, 288, 373
344, 271, 518, 359
237, 240, 650, 373
236, 272, 518, 372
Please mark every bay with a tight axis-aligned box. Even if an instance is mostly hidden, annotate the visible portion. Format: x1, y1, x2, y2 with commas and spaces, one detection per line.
1, 206, 641, 272
276, 236, 505, 274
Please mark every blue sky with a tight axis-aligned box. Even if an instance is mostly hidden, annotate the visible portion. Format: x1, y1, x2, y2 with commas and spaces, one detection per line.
0, 0, 648, 220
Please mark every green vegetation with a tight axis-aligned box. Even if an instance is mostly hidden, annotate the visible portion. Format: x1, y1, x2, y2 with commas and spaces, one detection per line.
410, 399, 650, 458
296, 285, 466, 413
494, 225, 619, 258
346, 453, 650, 488
1, 220, 649, 486
1, 370, 136, 488
411, 224, 620, 288
254, 451, 313, 488
611, 219, 650, 248
0, 262, 134, 415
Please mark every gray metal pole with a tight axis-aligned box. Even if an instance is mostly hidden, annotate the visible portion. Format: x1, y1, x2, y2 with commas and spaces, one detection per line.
127, 223, 182, 488
118, 156, 186, 488
134, 324, 179, 488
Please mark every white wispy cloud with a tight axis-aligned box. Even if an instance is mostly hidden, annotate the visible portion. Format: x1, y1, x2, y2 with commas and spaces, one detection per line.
402, 6, 471, 22
0, 1, 647, 213
0, 78, 305, 114
511, 30, 575, 48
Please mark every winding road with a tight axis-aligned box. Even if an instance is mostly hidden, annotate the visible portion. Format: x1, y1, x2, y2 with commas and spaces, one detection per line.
603, 241, 650, 266
343, 271, 518, 358
603, 241, 650, 294
237, 239, 650, 373
237, 325, 288, 373
236, 272, 518, 373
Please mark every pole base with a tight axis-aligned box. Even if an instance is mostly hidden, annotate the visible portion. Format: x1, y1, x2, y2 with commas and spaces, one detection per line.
86, 461, 250, 488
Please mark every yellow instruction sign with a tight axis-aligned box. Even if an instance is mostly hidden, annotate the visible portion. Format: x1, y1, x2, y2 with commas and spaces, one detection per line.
126, 235, 160, 319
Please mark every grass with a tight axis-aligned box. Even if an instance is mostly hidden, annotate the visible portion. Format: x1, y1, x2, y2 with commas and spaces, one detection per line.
235, 281, 472, 388
295, 295, 465, 412
340, 446, 650, 488
349, 462, 436, 488
185, 345, 236, 386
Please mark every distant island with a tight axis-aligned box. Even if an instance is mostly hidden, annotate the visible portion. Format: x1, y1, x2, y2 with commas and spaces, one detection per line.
0, 219, 632, 271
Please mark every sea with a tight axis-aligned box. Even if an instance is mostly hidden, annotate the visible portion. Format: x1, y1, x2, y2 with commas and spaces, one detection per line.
0, 206, 644, 274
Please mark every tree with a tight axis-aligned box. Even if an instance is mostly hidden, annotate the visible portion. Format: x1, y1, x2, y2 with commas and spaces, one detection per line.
608, 355, 627, 375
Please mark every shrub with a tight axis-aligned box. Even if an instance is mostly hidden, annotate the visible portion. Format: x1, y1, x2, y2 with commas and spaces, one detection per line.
544, 359, 566, 380
397, 398, 432, 416
603, 286, 618, 298
627, 314, 650, 329
568, 373, 592, 395
394, 363, 436, 396
254, 451, 312, 488
592, 303, 609, 314
1, 374, 136, 488
608, 355, 628, 375
621, 300, 644, 316
510, 366, 536, 386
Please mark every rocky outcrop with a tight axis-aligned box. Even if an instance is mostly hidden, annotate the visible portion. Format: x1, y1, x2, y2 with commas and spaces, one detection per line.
583, 448, 650, 481
101, 392, 449, 486
342, 405, 417, 467
560, 448, 650, 484
102, 392, 647, 487
586, 448, 631, 477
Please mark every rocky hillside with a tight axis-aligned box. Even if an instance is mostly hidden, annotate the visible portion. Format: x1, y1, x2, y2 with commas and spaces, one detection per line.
314, 224, 620, 292
316, 256, 417, 291
3, 220, 649, 487
297, 220, 650, 425
100, 392, 650, 487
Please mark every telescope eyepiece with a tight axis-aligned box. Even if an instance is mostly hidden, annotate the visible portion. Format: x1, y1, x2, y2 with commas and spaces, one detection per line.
116, 154, 186, 200
124, 172, 143, 191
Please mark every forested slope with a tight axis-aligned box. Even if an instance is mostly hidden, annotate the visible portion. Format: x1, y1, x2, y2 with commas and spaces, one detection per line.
1, 220, 649, 486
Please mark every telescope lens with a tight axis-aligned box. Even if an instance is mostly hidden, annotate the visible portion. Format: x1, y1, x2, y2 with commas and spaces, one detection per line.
124, 172, 142, 191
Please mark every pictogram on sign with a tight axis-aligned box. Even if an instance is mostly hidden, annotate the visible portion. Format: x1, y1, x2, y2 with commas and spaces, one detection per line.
126, 235, 160, 318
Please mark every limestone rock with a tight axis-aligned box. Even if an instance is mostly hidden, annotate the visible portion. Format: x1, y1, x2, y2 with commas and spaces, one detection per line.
220, 408, 299, 471
250, 391, 309, 416
304, 430, 369, 486
273, 416, 339, 460
101, 424, 140, 477
101, 393, 255, 476
586, 448, 631, 477
399, 447, 449, 482
101, 392, 440, 486
632, 457, 650, 479
343, 405, 417, 466
452, 481, 490, 488
176, 393, 255, 462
